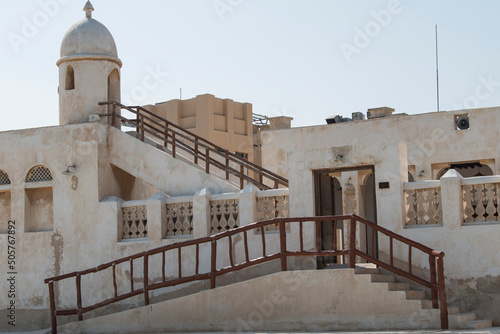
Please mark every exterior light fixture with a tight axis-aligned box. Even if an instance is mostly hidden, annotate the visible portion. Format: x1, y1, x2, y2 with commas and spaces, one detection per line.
62, 164, 76, 175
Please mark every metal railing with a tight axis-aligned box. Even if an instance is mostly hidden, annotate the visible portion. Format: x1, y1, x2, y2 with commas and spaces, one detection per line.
98, 101, 288, 190
44, 215, 448, 333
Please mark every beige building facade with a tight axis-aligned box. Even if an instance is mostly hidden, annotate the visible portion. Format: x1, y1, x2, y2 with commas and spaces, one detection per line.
1, 2, 500, 333
144, 94, 254, 163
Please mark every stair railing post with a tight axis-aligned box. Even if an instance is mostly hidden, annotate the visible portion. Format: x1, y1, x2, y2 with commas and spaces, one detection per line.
144, 254, 150, 305
164, 122, 168, 148
349, 217, 356, 268
210, 240, 217, 289
279, 219, 287, 271
194, 140, 199, 165
48, 281, 57, 334
76, 274, 83, 321
140, 114, 145, 142
429, 254, 439, 308
240, 164, 245, 189
135, 111, 140, 134
206, 149, 210, 174
437, 254, 448, 329
172, 133, 176, 158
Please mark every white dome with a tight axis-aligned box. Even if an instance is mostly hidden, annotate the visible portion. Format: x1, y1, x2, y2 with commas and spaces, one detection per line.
61, 17, 118, 58
58, 4, 122, 68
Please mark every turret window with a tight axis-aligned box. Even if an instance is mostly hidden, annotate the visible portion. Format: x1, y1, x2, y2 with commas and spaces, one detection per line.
65, 65, 75, 90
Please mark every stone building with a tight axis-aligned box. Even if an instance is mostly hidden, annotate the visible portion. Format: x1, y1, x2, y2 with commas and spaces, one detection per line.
1, 2, 499, 333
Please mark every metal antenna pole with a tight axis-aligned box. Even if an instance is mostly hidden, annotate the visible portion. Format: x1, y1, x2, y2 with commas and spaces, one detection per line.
435, 24, 440, 112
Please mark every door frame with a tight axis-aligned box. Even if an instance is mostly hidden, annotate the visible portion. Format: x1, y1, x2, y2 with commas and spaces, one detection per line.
314, 166, 377, 267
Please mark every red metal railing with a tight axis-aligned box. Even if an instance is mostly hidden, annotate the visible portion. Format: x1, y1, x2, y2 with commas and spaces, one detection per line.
98, 101, 288, 190
44, 215, 448, 333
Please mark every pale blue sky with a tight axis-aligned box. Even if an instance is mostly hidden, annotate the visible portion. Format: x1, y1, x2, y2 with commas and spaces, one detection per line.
1, 0, 500, 131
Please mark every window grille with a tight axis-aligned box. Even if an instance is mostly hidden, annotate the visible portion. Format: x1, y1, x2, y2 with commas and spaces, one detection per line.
26, 166, 53, 182
0, 170, 11, 185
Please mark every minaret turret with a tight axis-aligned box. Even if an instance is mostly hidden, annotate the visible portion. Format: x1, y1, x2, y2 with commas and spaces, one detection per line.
58, 1, 121, 125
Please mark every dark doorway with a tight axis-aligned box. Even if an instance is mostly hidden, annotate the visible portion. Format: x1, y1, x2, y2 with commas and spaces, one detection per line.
314, 173, 343, 268
314, 167, 377, 268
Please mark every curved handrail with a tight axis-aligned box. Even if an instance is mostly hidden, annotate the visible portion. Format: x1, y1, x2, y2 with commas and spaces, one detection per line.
98, 101, 288, 190
44, 215, 448, 333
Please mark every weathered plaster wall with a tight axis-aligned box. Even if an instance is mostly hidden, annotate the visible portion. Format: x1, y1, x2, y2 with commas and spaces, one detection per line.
262, 107, 500, 180
264, 106, 500, 325
107, 125, 239, 197
0, 122, 242, 331
57, 269, 440, 333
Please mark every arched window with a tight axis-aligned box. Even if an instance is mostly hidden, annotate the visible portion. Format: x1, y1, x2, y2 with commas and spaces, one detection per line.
25, 165, 53, 232
26, 165, 53, 182
65, 65, 75, 90
0, 169, 12, 233
0, 169, 11, 185
108, 68, 121, 127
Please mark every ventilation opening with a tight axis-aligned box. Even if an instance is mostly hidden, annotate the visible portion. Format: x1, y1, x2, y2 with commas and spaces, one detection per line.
65, 65, 75, 90
26, 166, 53, 182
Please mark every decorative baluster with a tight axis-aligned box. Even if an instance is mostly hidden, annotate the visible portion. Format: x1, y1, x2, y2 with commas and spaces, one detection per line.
405, 190, 417, 226
166, 205, 175, 236
210, 202, 221, 233
130, 207, 138, 238
425, 190, 437, 224
416, 190, 427, 225
484, 183, 497, 221
174, 203, 183, 233
122, 207, 132, 239
463, 185, 475, 223
183, 203, 193, 235
227, 200, 238, 229
137, 206, 147, 238
474, 184, 486, 222
221, 201, 230, 231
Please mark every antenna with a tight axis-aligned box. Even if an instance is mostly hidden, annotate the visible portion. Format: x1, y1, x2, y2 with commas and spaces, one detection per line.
435, 24, 440, 112
180, 88, 182, 100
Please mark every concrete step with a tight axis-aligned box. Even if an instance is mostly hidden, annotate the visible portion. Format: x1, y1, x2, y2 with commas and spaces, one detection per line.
450, 312, 477, 323
405, 290, 426, 300
451, 318, 493, 330
387, 282, 411, 291
354, 267, 379, 275
370, 274, 396, 283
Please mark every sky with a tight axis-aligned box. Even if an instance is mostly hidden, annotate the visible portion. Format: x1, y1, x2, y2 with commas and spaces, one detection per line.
1, 0, 500, 132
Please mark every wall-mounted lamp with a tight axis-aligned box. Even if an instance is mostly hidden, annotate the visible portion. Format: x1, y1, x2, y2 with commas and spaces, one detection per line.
331, 154, 344, 165
62, 164, 76, 176
418, 170, 425, 177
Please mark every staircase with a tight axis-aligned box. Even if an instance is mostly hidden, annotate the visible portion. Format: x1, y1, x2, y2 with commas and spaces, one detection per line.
99, 101, 288, 190
45, 215, 485, 333
354, 265, 493, 330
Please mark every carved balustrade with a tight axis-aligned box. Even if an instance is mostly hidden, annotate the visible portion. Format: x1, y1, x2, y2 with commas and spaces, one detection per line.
462, 176, 500, 223
121, 203, 148, 239
403, 181, 442, 227
210, 196, 239, 234
256, 189, 290, 232
165, 200, 194, 236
